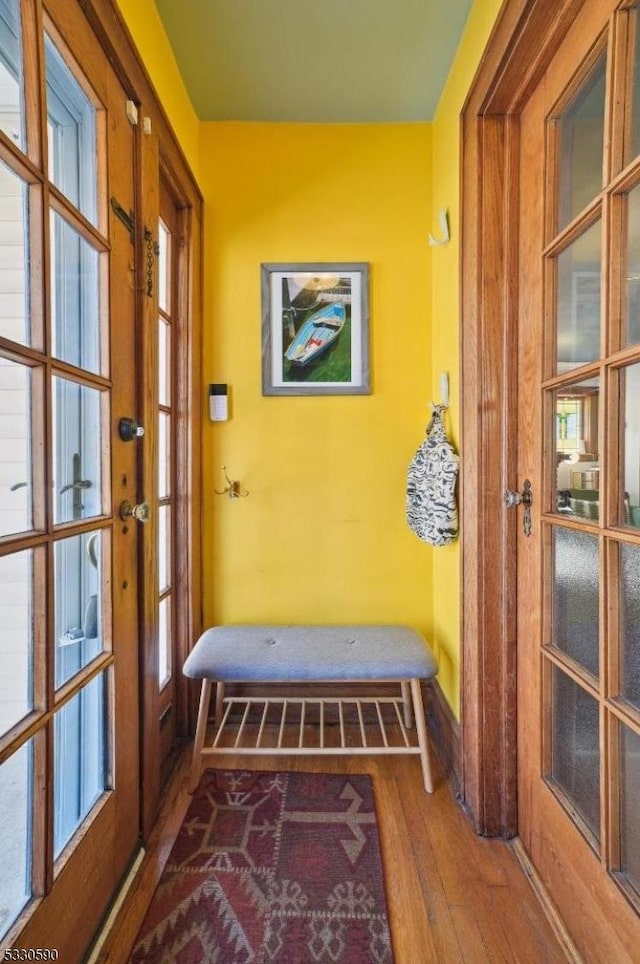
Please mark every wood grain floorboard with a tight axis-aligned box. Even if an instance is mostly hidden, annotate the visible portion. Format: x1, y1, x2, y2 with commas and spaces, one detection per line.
93, 738, 569, 964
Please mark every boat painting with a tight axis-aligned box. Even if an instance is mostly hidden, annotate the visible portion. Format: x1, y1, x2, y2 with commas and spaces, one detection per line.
284, 303, 346, 367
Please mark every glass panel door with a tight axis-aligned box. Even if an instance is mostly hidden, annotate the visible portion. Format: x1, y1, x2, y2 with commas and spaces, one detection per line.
0, 2, 140, 952
523, 4, 640, 937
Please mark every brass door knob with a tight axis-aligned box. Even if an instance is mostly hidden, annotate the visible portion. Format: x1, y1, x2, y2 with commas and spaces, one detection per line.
119, 500, 151, 523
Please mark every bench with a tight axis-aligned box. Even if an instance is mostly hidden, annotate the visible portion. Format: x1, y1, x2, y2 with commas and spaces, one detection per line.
183, 624, 438, 793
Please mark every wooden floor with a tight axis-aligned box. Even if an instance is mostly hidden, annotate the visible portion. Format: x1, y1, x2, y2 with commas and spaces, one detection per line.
93, 747, 569, 963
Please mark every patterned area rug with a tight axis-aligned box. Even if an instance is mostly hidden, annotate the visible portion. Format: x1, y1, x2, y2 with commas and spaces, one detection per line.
130, 769, 393, 963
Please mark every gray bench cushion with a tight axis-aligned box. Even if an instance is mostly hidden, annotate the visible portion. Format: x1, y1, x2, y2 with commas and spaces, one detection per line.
183, 624, 437, 682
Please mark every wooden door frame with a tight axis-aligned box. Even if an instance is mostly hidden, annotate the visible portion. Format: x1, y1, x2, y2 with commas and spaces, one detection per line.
460, 0, 586, 836
76, 0, 204, 837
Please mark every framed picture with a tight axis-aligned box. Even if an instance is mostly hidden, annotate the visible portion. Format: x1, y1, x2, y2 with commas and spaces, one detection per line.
261, 262, 370, 395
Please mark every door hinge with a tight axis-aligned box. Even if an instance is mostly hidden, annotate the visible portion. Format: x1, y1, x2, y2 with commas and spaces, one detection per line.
144, 228, 160, 298
110, 197, 135, 243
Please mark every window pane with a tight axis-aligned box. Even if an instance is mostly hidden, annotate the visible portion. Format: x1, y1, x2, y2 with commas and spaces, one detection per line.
0, 160, 29, 346
158, 411, 170, 500
158, 595, 171, 689
551, 527, 599, 678
554, 378, 600, 521
45, 35, 97, 225
557, 54, 606, 231
621, 543, 640, 711
54, 531, 104, 689
158, 220, 169, 313
627, 10, 640, 166
0, 549, 32, 737
50, 211, 100, 374
158, 318, 170, 407
622, 363, 640, 528
52, 377, 102, 524
551, 666, 600, 843
556, 221, 601, 372
620, 724, 640, 897
54, 671, 106, 859
625, 183, 640, 347
0, 0, 25, 151
0, 358, 31, 536
0, 739, 32, 941
158, 504, 171, 594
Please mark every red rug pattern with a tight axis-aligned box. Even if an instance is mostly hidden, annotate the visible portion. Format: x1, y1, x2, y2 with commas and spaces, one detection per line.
130, 770, 393, 963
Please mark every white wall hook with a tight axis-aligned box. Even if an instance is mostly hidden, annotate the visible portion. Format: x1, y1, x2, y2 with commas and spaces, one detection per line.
428, 209, 450, 247
440, 371, 449, 408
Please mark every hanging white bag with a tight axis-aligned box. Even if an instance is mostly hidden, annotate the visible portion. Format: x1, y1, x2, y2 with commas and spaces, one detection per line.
406, 404, 459, 546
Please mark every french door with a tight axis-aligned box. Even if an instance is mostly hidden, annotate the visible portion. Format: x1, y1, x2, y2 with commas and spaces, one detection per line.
0, 0, 141, 955
518, 0, 640, 957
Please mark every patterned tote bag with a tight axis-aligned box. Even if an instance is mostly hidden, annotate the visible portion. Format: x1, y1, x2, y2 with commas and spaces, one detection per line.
406, 404, 459, 546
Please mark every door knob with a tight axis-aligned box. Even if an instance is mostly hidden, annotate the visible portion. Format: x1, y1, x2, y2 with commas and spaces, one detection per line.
119, 500, 151, 523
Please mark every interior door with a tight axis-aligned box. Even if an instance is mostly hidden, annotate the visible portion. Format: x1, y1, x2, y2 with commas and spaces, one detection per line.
518, 0, 640, 958
0, 0, 140, 955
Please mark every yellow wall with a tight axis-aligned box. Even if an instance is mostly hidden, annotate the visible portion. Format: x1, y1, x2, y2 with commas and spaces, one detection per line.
200, 122, 435, 636
115, 0, 200, 178
115, 0, 505, 718
430, 0, 504, 717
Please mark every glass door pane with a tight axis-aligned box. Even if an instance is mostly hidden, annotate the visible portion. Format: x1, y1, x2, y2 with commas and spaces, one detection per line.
620, 543, 640, 710
0, 358, 32, 536
554, 377, 600, 519
621, 363, 640, 528
551, 666, 600, 844
620, 725, 640, 894
45, 34, 96, 225
54, 530, 105, 689
556, 221, 602, 371
0, 738, 33, 940
624, 182, 640, 347
0, 160, 30, 347
50, 211, 101, 374
53, 671, 106, 859
0, 548, 33, 735
557, 54, 606, 231
550, 527, 599, 678
0, 0, 25, 151
52, 377, 103, 524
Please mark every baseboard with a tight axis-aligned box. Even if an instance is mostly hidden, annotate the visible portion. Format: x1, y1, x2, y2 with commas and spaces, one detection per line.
511, 838, 583, 963
423, 678, 462, 792
86, 848, 146, 963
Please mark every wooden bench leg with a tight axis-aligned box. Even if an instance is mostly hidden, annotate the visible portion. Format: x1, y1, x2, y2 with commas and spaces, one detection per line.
410, 678, 434, 793
215, 681, 225, 725
190, 679, 213, 793
401, 681, 413, 728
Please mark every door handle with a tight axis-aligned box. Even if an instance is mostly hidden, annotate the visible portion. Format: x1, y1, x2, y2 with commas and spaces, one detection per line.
119, 500, 151, 523
59, 480, 92, 494
504, 479, 533, 536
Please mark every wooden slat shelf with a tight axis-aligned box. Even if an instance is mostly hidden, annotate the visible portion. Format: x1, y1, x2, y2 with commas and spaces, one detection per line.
201, 695, 423, 758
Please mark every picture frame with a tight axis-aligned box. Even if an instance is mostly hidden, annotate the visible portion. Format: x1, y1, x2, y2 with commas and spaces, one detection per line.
261, 262, 370, 395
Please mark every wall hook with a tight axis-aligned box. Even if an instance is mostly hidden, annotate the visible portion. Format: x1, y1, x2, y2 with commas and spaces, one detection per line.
215, 465, 249, 499
428, 208, 450, 247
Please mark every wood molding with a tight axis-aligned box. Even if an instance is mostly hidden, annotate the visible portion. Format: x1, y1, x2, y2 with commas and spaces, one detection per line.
460, 0, 585, 836
511, 838, 584, 963
423, 679, 462, 793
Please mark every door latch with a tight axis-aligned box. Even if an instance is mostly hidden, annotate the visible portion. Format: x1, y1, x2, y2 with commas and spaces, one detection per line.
504, 479, 533, 536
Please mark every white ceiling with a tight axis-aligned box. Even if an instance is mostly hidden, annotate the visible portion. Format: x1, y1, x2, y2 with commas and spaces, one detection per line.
154, 0, 475, 123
